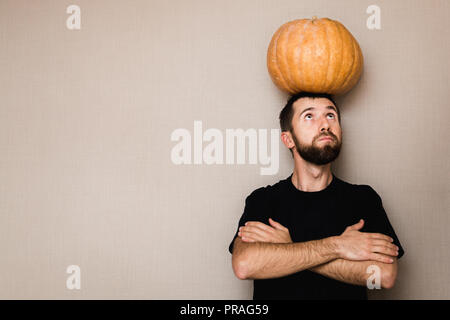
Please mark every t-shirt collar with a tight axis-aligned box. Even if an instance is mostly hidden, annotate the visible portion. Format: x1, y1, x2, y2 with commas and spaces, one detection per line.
287, 173, 337, 195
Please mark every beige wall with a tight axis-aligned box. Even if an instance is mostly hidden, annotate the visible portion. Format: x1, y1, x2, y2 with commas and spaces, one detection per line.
0, 0, 449, 299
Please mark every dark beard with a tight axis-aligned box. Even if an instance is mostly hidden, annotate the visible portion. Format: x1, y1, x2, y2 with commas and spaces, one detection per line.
292, 132, 341, 165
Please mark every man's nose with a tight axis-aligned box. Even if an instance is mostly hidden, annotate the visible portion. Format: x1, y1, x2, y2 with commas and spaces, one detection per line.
320, 118, 330, 131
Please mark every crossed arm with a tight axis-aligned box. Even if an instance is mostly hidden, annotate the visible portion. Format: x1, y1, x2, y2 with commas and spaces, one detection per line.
232, 218, 399, 289
310, 256, 398, 288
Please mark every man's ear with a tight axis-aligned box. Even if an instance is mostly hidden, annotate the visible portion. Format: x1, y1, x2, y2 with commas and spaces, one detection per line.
281, 131, 294, 150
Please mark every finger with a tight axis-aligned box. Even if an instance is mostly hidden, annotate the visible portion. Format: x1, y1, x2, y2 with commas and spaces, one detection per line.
370, 253, 394, 264
372, 240, 399, 251
371, 245, 399, 257
368, 233, 394, 242
269, 218, 287, 231
239, 231, 258, 242
347, 219, 364, 231
245, 221, 274, 233
239, 230, 268, 242
241, 236, 256, 243
240, 226, 272, 239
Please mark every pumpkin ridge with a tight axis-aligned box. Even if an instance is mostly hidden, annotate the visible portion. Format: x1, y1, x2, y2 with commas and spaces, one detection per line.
278, 22, 298, 93
339, 40, 356, 93
324, 19, 340, 93
327, 20, 344, 93
350, 44, 364, 91
286, 21, 301, 93
336, 21, 354, 93
323, 19, 332, 92
338, 29, 358, 94
338, 21, 354, 94
340, 37, 363, 94
295, 20, 310, 93
304, 20, 319, 92
291, 20, 308, 93
268, 26, 290, 92
310, 20, 320, 91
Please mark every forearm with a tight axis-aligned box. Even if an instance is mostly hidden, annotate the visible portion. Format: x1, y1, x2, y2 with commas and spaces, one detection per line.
309, 258, 397, 288
232, 236, 339, 280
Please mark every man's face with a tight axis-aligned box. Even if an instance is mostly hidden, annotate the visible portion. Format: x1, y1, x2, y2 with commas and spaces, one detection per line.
290, 97, 342, 165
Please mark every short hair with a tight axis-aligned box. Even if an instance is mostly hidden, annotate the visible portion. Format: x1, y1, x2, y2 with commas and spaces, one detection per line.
279, 92, 341, 133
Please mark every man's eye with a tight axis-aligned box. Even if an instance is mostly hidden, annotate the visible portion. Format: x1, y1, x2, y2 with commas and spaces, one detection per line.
327, 113, 335, 118
305, 114, 312, 120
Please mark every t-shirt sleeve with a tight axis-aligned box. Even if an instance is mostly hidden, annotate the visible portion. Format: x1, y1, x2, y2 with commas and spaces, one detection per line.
359, 185, 405, 259
228, 187, 271, 254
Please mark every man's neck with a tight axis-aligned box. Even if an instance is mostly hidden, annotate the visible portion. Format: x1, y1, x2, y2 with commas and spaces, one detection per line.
291, 159, 333, 192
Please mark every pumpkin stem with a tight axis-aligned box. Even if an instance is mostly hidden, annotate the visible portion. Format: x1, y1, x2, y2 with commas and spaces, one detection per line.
312, 16, 318, 22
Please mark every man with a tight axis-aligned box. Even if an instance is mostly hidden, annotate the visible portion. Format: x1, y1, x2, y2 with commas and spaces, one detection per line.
228, 92, 405, 300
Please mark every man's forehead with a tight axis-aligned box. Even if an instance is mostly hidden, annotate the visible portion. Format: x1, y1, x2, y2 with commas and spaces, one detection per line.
293, 97, 337, 113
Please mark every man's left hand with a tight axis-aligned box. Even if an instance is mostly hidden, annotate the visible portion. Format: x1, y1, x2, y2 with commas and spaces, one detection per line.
238, 218, 292, 243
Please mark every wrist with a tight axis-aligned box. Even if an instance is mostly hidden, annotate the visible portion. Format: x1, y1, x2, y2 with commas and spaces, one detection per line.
325, 236, 342, 259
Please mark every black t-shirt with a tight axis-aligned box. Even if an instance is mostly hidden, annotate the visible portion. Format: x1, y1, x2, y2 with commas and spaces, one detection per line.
228, 173, 405, 300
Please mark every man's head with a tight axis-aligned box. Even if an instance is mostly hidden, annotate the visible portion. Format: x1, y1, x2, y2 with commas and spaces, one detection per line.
279, 92, 342, 165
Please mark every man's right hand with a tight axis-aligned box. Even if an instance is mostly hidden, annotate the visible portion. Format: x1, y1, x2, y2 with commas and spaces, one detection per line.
335, 219, 399, 264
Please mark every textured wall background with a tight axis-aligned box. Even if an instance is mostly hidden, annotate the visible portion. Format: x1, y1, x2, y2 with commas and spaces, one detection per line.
0, 0, 449, 299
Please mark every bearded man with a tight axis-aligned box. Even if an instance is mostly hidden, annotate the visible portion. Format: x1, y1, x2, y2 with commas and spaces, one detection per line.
228, 92, 404, 300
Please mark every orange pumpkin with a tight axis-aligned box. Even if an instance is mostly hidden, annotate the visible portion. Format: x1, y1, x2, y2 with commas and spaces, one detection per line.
267, 17, 363, 95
